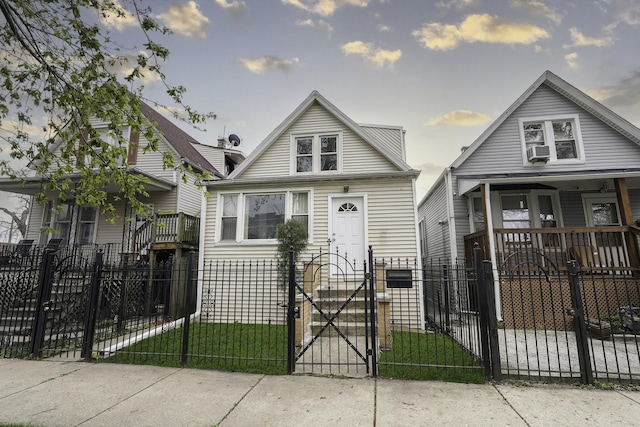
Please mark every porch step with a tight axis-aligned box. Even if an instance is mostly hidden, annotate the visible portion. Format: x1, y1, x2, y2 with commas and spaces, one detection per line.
309, 321, 370, 336
314, 298, 369, 311
314, 287, 372, 299
312, 310, 369, 323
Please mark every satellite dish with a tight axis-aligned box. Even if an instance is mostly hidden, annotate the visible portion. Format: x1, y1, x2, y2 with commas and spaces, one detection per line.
228, 134, 241, 146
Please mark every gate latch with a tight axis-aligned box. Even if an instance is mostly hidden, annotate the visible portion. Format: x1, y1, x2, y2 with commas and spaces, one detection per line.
43, 300, 53, 312
293, 306, 300, 319
566, 308, 576, 317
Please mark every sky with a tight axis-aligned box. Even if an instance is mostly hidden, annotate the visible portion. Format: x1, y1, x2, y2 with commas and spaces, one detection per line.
123, 0, 640, 198
3, 0, 640, 237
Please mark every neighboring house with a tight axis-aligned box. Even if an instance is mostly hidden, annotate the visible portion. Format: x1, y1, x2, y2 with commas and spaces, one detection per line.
201, 90, 421, 267
417, 70, 640, 317
0, 102, 245, 264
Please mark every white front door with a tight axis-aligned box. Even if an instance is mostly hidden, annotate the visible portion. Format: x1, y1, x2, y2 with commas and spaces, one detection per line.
582, 194, 626, 267
331, 196, 365, 275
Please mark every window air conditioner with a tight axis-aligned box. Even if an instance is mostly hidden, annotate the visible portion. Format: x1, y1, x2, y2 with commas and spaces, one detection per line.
527, 145, 550, 162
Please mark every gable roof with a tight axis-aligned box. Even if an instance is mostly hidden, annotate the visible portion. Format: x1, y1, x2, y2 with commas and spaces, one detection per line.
451, 70, 640, 169
139, 102, 223, 177
228, 91, 414, 179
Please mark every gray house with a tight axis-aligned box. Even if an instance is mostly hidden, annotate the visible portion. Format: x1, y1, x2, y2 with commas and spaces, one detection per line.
417, 70, 640, 319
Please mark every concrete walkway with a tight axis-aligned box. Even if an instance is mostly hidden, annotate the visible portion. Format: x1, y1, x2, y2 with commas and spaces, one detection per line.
1, 359, 640, 426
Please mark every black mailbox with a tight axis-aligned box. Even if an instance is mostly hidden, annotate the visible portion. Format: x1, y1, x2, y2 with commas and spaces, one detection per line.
386, 269, 413, 288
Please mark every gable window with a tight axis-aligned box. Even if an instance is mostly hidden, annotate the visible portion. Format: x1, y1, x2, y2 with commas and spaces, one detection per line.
520, 115, 584, 164
292, 133, 341, 174
218, 190, 312, 242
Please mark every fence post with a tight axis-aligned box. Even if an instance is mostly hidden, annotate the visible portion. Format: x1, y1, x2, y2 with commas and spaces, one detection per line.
81, 251, 104, 360
482, 260, 502, 381
474, 244, 492, 382
367, 246, 378, 377
181, 252, 196, 366
287, 248, 296, 374
117, 255, 129, 333
442, 263, 451, 329
30, 248, 57, 358
567, 260, 594, 385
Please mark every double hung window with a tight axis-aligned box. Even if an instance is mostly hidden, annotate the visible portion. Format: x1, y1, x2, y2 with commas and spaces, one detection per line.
293, 133, 340, 173
520, 115, 584, 163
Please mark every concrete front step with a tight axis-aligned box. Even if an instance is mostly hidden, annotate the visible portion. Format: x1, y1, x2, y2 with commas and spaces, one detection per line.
312, 309, 369, 323
314, 287, 371, 299
314, 298, 370, 311
309, 322, 370, 336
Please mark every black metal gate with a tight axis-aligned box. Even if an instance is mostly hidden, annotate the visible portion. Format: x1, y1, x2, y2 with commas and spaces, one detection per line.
287, 248, 377, 376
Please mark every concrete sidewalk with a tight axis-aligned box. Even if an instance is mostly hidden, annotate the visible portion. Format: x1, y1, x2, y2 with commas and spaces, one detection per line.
1, 359, 639, 426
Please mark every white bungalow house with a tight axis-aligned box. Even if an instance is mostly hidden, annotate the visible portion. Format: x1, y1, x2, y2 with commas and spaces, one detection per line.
417, 70, 640, 322
200, 90, 421, 266
199, 91, 422, 332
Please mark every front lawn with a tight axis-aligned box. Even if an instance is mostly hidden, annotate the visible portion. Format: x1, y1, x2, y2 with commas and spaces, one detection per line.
378, 330, 485, 383
104, 322, 287, 375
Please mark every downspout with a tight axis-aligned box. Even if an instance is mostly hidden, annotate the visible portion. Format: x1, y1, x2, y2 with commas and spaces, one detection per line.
483, 183, 502, 320
443, 170, 459, 312
411, 176, 425, 329
195, 189, 207, 318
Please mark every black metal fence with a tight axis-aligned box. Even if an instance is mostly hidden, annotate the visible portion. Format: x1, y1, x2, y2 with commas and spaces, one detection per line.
1, 245, 488, 381
422, 246, 640, 385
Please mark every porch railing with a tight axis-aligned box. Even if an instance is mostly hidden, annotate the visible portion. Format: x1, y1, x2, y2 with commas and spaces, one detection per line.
464, 226, 640, 273
133, 213, 200, 254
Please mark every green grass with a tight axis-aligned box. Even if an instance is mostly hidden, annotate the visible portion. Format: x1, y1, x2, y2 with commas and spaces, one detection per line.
104, 323, 287, 375
378, 330, 485, 384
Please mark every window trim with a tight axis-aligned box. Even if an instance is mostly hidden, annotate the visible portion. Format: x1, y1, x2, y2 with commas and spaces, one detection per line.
216, 188, 314, 244
290, 131, 343, 175
469, 190, 563, 232
518, 114, 585, 166
40, 201, 100, 245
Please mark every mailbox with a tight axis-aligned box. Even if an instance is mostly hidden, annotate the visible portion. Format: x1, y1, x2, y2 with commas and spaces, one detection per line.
386, 269, 413, 288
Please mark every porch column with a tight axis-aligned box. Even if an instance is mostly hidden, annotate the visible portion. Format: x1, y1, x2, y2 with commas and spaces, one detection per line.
482, 183, 502, 321
614, 178, 640, 269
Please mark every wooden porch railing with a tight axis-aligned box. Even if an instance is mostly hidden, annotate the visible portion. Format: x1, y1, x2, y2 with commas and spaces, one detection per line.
133, 213, 200, 254
464, 226, 640, 273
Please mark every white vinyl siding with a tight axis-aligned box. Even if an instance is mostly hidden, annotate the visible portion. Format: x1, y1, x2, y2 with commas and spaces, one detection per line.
360, 125, 405, 161
176, 170, 205, 216
203, 177, 418, 261
241, 103, 399, 179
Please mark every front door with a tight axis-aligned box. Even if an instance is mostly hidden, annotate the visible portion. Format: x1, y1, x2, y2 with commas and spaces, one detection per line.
582, 194, 626, 267
331, 196, 365, 275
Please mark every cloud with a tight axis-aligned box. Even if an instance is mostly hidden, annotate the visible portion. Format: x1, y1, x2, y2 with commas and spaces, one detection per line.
564, 52, 579, 70
510, 0, 562, 25
425, 110, 491, 127
157, 1, 209, 39
237, 56, 300, 74
412, 14, 549, 51
341, 41, 401, 67
378, 24, 391, 32
295, 18, 334, 36
565, 27, 613, 47
99, 0, 138, 31
435, 0, 476, 10
591, 71, 640, 108
282, 0, 370, 17
215, 0, 247, 12
108, 51, 161, 85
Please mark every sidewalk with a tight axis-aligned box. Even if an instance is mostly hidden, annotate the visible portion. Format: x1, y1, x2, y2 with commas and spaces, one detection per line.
1, 358, 639, 426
